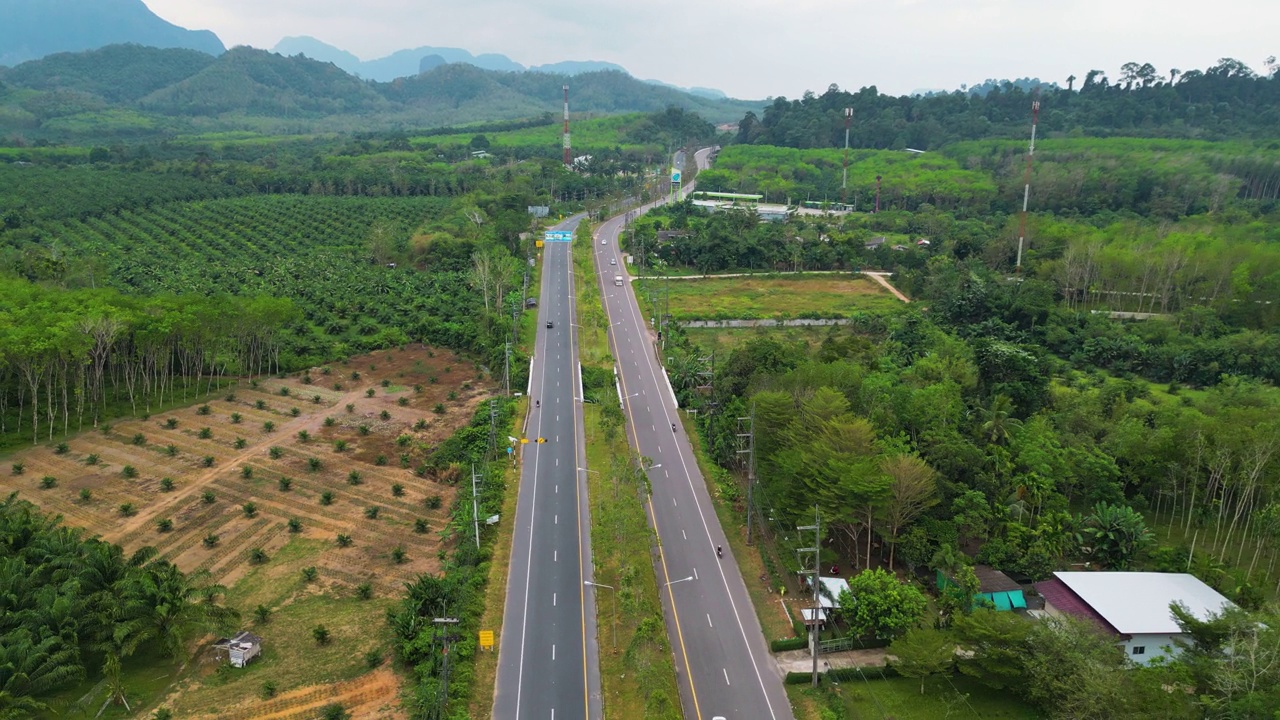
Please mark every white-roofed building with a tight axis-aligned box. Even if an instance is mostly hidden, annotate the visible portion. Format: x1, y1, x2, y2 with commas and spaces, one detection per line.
800, 576, 850, 627
1034, 572, 1235, 665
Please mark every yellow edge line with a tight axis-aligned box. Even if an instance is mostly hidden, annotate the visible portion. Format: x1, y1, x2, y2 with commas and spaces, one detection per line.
596, 222, 704, 720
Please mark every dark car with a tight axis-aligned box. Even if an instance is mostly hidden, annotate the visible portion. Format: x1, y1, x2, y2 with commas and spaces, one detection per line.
546, 321, 554, 328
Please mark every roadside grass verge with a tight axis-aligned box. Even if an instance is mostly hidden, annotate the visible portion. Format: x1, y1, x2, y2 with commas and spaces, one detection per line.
678, 414, 796, 643
575, 220, 682, 719
635, 274, 902, 322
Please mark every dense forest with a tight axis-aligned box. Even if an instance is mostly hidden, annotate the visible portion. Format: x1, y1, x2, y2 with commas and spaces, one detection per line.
737, 58, 1280, 150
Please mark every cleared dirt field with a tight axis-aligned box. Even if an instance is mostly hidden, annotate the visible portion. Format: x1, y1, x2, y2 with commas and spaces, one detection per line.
3, 344, 494, 718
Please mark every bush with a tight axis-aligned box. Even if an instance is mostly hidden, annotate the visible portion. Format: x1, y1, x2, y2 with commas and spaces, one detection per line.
356, 583, 373, 600
320, 491, 334, 506
302, 566, 318, 582
390, 546, 407, 564
159, 477, 174, 491
230, 412, 242, 424
263, 421, 276, 432
201, 456, 215, 467
202, 490, 216, 504
79, 488, 92, 502
132, 433, 146, 445
364, 506, 379, 519
297, 430, 310, 442
308, 457, 322, 472
197, 404, 211, 415
153, 709, 173, 720
242, 502, 257, 517
203, 533, 219, 547
366, 388, 376, 398
254, 605, 271, 624
288, 517, 302, 533
379, 410, 391, 421
54, 442, 69, 454
414, 518, 429, 533
165, 444, 178, 456
156, 518, 173, 532
269, 446, 284, 459
336, 534, 352, 547
312, 625, 330, 645
198, 427, 213, 439
391, 483, 405, 497
426, 494, 443, 510
771, 636, 809, 652
85, 454, 99, 465
347, 470, 362, 485
235, 438, 249, 451
121, 465, 137, 478
320, 703, 348, 720
118, 503, 135, 517
364, 649, 383, 668
39, 476, 57, 489
250, 548, 268, 564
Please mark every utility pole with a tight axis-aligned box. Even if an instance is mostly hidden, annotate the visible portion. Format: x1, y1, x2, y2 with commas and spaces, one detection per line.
1015, 98, 1041, 271
875, 175, 882, 213
737, 405, 757, 545
503, 342, 511, 396
433, 613, 460, 718
797, 507, 822, 688
471, 463, 481, 549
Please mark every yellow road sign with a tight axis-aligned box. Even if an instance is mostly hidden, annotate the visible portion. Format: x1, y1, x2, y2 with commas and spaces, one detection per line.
520, 438, 529, 444
479, 630, 495, 649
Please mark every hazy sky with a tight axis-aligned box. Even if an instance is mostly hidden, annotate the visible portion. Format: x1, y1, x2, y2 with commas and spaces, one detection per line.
144, 0, 1278, 98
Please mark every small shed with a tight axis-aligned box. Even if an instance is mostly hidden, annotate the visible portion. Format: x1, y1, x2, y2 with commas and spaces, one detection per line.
937, 565, 1027, 611
214, 631, 262, 668
864, 236, 887, 250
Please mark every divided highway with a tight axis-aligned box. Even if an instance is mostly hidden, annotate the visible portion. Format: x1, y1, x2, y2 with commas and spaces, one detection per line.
494, 215, 602, 720
591, 150, 795, 720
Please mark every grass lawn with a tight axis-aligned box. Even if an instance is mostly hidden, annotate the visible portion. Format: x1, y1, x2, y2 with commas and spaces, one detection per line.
684, 324, 871, 357
635, 274, 903, 322
834, 674, 1041, 719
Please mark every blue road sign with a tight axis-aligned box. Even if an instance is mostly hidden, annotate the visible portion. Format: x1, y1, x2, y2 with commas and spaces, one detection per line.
671, 171, 682, 183
543, 230, 575, 243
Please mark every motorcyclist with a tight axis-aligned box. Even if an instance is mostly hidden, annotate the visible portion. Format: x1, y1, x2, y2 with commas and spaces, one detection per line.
717, 545, 723, 558
672, 423, 677, 432
535, 399, 539, 408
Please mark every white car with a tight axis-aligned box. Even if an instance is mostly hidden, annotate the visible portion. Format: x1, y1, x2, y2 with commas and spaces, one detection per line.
610, 258, 617, 265
601, 238, 607, 245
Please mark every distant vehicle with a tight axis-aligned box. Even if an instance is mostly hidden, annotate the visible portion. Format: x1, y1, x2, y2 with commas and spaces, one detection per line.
546, 321, 554, 329
609, 258, 617, 265
614, 275, 623, 286
601, 238, 607, 245
525, 297, 538, 308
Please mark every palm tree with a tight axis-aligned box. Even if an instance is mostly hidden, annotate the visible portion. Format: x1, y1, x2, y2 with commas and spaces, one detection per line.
125, 562, 237, 661
978, 395, 1021, 445
0, 630, 82, 718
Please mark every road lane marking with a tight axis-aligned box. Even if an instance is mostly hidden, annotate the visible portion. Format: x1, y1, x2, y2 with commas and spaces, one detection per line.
555, 550, 558, 562
554, 592, 557, 606
724, 668, 730, 685
694, 567, 699, 580
708, 614, 714, 628
553, 644, 556, 660
682, 529, 687, 539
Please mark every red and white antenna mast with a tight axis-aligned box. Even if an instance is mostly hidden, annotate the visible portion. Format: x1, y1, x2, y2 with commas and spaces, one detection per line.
1015, 99, 1040, 271
841, 107, 853, 205
562, 84, 572, 167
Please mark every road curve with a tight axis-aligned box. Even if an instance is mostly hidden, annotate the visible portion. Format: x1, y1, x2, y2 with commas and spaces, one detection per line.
592, 149, 795, 720
494, 215, 602, 720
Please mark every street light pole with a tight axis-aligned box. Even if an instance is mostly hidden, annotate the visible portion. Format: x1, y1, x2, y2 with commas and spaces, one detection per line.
584, 581, 617, 649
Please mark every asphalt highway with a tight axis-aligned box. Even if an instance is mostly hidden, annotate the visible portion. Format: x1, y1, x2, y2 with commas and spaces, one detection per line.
591, 149, 795, 720
493, 215, 602, 720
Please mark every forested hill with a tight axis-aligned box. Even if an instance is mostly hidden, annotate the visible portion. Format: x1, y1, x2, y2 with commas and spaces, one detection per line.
0, 0, 225, 67
739, 59, 1280, 149
0, 45, 759, 138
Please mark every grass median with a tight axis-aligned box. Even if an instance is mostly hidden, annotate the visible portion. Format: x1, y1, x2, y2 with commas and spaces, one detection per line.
574, 220, 682, 719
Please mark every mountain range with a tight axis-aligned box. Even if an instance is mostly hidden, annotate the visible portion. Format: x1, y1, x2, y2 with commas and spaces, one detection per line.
0, 45, 759, 138
0, 0, 224, 67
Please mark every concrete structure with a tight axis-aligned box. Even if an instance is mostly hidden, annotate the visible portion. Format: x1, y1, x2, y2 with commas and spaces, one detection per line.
1034, 572, 1235, 665
214, 631, 262, 668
